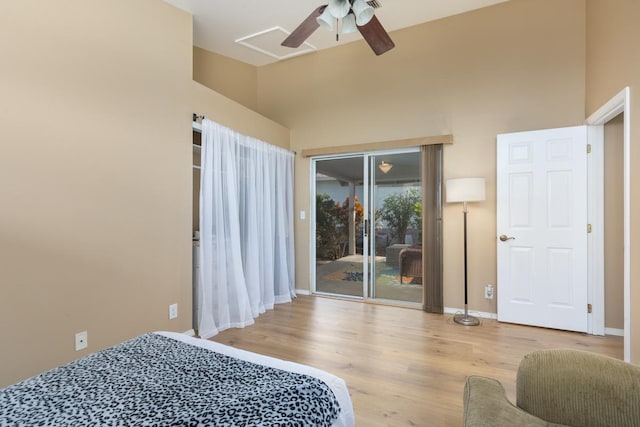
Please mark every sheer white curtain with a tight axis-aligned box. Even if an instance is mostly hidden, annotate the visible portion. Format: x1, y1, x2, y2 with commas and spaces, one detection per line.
198, 119, 295, 339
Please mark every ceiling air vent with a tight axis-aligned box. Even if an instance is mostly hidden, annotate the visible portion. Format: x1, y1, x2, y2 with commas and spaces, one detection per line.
367, 1, 382, 9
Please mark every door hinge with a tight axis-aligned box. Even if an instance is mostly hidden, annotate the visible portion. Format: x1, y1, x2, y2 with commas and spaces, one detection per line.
587, 224, 592, 233
587, 303, 592, 314
587, 144, 592, 154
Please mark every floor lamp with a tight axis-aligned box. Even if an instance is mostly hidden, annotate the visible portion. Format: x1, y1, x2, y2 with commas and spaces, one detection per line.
446, 177, 486, 326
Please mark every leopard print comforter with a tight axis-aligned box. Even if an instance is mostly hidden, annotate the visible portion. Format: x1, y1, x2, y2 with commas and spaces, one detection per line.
0, 333, 340, 426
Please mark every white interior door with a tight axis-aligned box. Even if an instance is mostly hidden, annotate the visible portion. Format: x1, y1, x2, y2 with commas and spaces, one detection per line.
497, 126, 588, 332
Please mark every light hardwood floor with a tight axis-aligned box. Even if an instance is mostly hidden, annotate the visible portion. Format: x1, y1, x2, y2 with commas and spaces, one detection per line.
210, 295, 623, 426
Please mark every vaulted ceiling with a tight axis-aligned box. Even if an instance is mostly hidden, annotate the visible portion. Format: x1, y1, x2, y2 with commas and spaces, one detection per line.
164, 0, 510, 66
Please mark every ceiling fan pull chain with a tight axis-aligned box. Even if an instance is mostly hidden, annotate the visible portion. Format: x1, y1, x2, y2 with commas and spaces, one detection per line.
336, 18, 339, 41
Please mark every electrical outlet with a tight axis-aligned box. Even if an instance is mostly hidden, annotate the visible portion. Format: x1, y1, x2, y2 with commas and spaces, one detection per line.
485, 284, 494, 300
75, 331, 88, 351
169, 303, 178, 320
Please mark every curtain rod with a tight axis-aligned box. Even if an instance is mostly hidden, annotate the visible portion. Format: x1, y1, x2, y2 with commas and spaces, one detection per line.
193, 113, 204, 133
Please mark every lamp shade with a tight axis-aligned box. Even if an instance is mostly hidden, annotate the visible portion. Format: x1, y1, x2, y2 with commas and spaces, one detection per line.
328, 0, 350, 19
352, 0, 375, 25
342, 13, 357, 34
378, 161, 393, 174
316, 6, 335, 31
446, 178, 486, 203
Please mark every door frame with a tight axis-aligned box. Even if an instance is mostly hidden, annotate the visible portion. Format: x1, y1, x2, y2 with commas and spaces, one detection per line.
586, 87, 631, 362
366, 149, 423, 307
309, 147, 425, 306
309, 153, 366, 299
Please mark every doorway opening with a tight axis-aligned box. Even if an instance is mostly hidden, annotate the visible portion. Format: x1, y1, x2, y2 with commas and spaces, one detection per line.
603, 114, 624, 337
586, 86, 631, 361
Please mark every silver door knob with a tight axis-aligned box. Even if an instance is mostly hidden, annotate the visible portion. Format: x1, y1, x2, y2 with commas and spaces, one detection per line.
499, 234, 515, 242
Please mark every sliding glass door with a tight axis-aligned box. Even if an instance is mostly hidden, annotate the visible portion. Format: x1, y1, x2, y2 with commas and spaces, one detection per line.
312, 149, 423, 306
368, 152, 422, 303
314, 156, 365, 298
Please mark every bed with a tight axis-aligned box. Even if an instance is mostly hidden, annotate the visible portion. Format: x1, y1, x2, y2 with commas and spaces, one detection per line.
0, 331, 354, 426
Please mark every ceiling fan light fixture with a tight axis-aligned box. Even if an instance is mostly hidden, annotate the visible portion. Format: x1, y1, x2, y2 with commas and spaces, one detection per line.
378, 161, 393, 174
352, 0, 375, 25
342, 13, 357, 34
328, 0, 351, 19
316, 6, 336, 31
282, 1, 394, 56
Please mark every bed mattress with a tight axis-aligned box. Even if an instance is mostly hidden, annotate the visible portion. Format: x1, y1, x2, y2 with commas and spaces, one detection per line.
0, 331, 354, 426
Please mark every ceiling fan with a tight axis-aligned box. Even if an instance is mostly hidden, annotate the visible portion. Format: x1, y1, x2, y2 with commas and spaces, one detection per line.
281, 0, 395, 56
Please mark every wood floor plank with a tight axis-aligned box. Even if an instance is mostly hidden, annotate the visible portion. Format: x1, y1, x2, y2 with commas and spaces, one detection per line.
210, 295, 623, 426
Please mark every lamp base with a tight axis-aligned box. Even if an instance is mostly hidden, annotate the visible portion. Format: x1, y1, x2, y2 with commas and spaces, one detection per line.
453, 313, 480, 326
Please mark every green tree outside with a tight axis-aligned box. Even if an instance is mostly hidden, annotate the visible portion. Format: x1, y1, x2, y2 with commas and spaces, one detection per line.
378, 188, 422, 244
316, 193, 364, 260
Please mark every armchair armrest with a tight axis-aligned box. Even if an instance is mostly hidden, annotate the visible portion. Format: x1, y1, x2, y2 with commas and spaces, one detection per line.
463, 376, 565, 427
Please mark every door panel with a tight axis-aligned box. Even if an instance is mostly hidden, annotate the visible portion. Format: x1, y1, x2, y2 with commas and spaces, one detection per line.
368, 152, 422, 305
509, 247, 533, 303
497, 126, 588, 332
314, 156, 365, 298
509, 173, 533, 226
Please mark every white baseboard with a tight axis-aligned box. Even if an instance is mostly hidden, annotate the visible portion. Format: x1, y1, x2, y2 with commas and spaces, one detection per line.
295, 288, 311, 296
440, 312, 624, 335
444, 307, 497, 320
183, 329, 196, 336
604, 327, 624, 336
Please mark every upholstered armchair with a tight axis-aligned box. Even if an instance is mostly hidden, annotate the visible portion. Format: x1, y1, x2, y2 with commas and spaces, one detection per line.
399, 245, 422, 284
463, 349, 640, 426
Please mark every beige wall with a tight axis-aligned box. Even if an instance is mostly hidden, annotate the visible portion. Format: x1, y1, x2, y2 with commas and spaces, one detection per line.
194, 47, 258, 112
191, 81, 289, 149
256, 0, 586, 314
0, 1, 193, 387
0, 1, 291, 388
586, 0, 640, 362
604, 114, 624, 330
